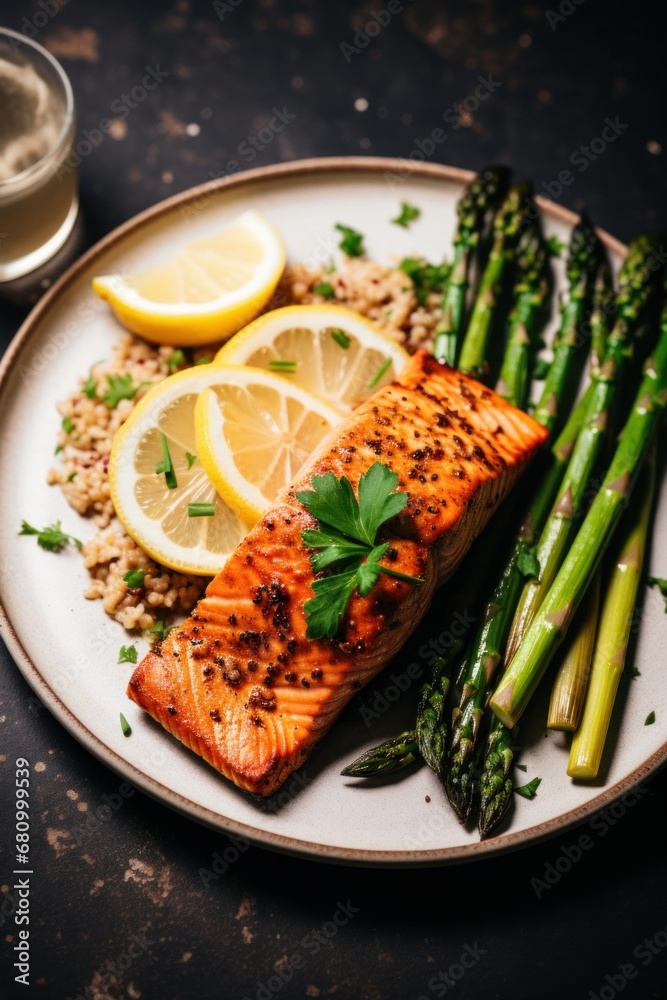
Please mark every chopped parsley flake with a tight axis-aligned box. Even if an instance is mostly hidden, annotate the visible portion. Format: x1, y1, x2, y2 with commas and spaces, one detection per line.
118, 644, 138, 664
61, 416, 75, 434
314, 281, 335, 298
82, 376, 98, 400
335, 223, 365, 258
398, 257, 451, 305
194, 356, 212, 365
648, 576, 667, 612
186, 452, 197, 469
167, 349, 186, 373
120, 712, 132, 737
103, 373, 149, 409
515, 776, 542, 799
645, 711, 656, 726
392, 201, 421, 228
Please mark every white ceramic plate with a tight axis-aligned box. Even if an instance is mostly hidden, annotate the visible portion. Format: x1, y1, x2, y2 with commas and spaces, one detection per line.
1, 158, 665, 866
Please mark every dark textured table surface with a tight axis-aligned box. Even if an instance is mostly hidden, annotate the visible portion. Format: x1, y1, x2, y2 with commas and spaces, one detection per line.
1, 1, 666, 998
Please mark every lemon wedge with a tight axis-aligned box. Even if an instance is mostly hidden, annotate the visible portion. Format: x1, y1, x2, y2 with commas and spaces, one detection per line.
195, 364, 342, 525
93, 210, 285, 347
109, 367, 250, 575
214, 304, 409, 413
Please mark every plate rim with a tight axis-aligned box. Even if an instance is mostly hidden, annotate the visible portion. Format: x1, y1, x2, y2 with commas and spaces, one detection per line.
2, 154, 656, 868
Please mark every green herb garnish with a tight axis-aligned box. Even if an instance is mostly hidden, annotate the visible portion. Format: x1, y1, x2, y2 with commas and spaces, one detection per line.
19, 520, 82, 552
120, 712, 132, 737
155, 433, 178, 489
123, 569, 145, 588
645, 711, 656, 726
517, 545, 540, 580
368, 357, 392, 389
147, 619, 178, 641
167, 349, 185, 373
62, 416, 75, 434
515, 763, 528, 773
118, 644, 138, 664
335, 223, 365, 258
398, 257, 452, 305
66, 471, 78, 483
392, 201, 421, 228
297, 462, 423, 640
185, 452, 197, 469
648, 576, 667, 612
546, 235, 566, 258
330, 329, 351, 350
194, 356, 212, 366
314, 281, 335, 298
188, 502, 216, 517
54, 445, 63, 455
631, 666, 641, 678
103, 373, 149, 409
515, 776, 542, 799
268, 360, 297, 374
82, 376, 98, 400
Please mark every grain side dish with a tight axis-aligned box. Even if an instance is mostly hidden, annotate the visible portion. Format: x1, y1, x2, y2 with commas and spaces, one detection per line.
48, 257, 443, 635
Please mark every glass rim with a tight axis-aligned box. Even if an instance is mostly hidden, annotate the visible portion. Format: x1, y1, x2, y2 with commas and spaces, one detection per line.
0, 25, 75, 191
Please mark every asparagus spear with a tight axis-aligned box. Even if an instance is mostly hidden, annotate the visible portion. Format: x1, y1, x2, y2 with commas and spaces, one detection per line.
434, 166, 510, 364
442, 223, 604, 821
533, 216, 609, 434
568, 448, 656, 777
505, 233, 662, 666
490, 318, 667, 730
496, 224, 553, 410
547, 570, 601, 730
341, 731, 419, 777
478, 719, 515, 838
590, 257, 615, 374
457, 182, 532, 378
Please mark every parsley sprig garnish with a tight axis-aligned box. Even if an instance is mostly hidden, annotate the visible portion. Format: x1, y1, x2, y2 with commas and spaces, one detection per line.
296, 462, 423, 640
398, 257, 452, 305
514, 776, 542, 799
20, 520, 82, 552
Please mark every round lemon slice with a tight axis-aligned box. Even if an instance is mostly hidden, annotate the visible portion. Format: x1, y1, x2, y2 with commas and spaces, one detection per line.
93, 210, 285, 347
214, 304, 409, 413
195, 364, 342, 525
109, 367, 251, 575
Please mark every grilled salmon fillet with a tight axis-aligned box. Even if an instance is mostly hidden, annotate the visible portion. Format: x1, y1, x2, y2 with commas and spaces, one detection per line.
128, 351, 548, 795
